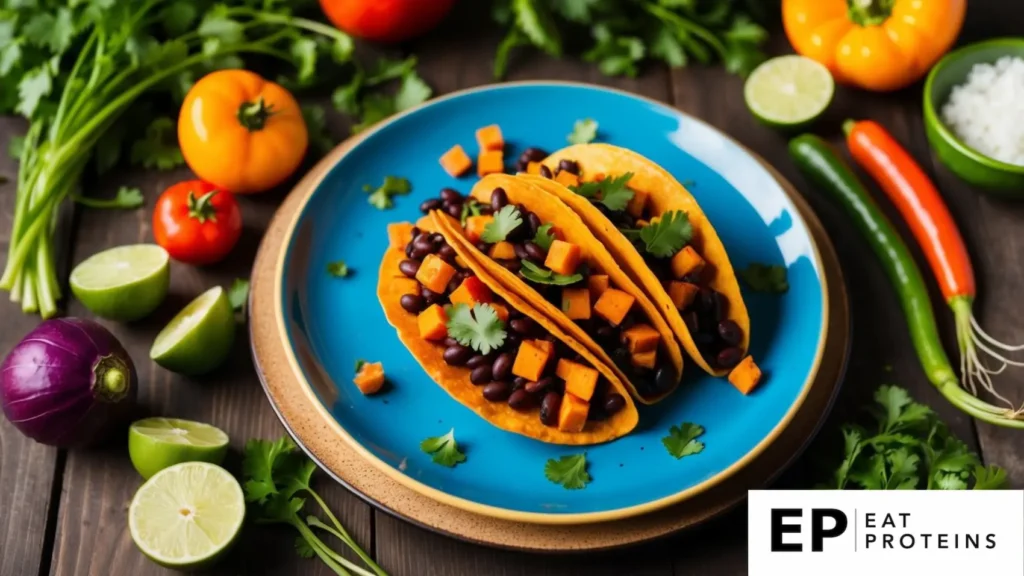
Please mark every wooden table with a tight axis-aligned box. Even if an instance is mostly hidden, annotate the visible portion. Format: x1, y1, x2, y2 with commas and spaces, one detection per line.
2, 3, 1022, 575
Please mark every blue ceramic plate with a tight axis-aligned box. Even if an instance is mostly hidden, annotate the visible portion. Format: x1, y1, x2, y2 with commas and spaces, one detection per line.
275, 83, 827, 524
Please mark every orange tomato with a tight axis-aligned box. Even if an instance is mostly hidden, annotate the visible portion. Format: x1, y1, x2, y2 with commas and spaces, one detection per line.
319, 0, 455, 43
782, 0, 965, 92
178, 70, 308, 194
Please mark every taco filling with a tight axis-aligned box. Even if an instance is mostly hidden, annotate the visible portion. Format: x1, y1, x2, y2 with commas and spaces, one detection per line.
383, 221, 636, 440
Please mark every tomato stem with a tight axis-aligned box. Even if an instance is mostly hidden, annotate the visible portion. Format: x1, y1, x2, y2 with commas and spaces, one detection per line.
237, 97, 275, 131
847, 0, 894, 27
187, 191, 219, 223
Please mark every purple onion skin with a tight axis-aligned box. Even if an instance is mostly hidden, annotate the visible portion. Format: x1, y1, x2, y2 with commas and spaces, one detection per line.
1, 318, 137, 448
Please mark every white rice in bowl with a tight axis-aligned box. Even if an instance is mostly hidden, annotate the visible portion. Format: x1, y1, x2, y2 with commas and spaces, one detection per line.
941, 56, 1024, 167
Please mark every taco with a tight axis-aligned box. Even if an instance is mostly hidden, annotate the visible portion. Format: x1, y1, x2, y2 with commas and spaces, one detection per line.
535, 143, 752, 382
426, 174, 685, 405
379, 221, 638, 445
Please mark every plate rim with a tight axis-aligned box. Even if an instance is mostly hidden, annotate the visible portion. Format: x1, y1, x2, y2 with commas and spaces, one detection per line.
272, 81, 831, 525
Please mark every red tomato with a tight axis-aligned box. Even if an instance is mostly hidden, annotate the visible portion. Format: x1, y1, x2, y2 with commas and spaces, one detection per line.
319, 0, 455, 43
153, 181, 242, 266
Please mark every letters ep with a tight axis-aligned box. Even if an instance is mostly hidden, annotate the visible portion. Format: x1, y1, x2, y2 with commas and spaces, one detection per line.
770, 508, 848, 552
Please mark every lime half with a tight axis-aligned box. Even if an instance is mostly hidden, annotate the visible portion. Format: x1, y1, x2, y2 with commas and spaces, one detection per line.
150, 286, 235, 376
129, 418, 230, 480
70, 244, 170, 321
744, 55, 835, 129
129, 461, 244, 569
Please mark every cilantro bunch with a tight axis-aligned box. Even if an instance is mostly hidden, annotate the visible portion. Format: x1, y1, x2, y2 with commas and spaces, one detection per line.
490, 0, 770, 79
825, 385, 1008, 490
243, 436, 388, 576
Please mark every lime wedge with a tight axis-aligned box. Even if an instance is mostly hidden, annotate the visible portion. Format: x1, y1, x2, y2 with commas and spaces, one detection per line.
129, 462, 244, 569
70, 244, 170, 321
150, 286, 235, 376
129, 418, 230, 480
744, 55, 835, 129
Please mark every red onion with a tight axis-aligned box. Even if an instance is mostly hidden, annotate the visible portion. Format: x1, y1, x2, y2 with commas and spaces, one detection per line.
1, 318, 137, 447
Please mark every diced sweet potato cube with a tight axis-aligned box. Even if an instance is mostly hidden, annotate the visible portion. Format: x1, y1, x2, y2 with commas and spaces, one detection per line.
512, 340, 552, 381
561, 287, 591, 320
440, 145, 472, 177
417, 304, 448, 341
555, 170, 580, 188
415, 254, 457, 295
626, 188, 647, 218
476, 124, 504, 151
631, 349, 657, 370
671, 246, 705, 279
544, 240, 581, 276
556, 359, 598, 401
666, 281, 699, 310
593, 288, 635, 326
587, 275, 609, 300
622, 324, 660, 354
729, 356, 762, 395
526, 161, 542, 175
415, 214, 437, 232
490, 302, 510, 322
388, 222, 415, 249
558, 393, 589, 432
477, 150, 504, 177
465, 215, 493, 243
534, 339, 554, 357
353, 362, 385, 395
392, 278, 420, 297
449, 276, 493, 308
489, 241, 516, 260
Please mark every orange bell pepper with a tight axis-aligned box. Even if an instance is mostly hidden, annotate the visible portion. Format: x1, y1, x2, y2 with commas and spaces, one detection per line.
782, 0, 965, 92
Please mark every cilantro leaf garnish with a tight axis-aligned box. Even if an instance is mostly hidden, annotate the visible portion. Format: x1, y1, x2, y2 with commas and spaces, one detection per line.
130, 117, 184, 170
420, 428, 466, 467
545, 453, 591, 489
364, 175, 411, 210
638, 210, 692, 258
570, 172, 634, 211
519, 260, 583, 286
481, 205, 523, 243
354, 359, 367, 373
228, 278, 250, 323
533, 223, 556, 250
71, 186, 144, 210
662, 423, 705, 459
327, 261, 350, 277
567, 118, 598, 144
460, 200, 484, 226
302, 104, 335, 156
739, 263, 788, 293
445, 303, 507, 354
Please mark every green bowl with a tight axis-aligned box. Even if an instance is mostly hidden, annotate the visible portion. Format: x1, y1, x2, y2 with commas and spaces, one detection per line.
923, 38, 1024, 198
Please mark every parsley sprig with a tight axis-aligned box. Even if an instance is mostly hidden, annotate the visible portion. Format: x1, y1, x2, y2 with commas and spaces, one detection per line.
739, 263, 788, 293
532, 223, 556, 251
570, 172, 635, 212
481, 205, 523, 243
445, 303, 507, 354
567, 118, 598, 144
545, 453, 591, 489
420, 429, 467, 467
364, 176, 411, 210
638, 210, 693, 258
520, 260, 583, 286
662, 422, 705, 459
228, 278, 250, 323
243, 436, 387, 576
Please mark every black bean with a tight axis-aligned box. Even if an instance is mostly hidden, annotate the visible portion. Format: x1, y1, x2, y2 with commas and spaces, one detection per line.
513, 243, 530, 260
483, 381, 510, 401
501, 260, 522, 273
443, 345, 472, 366
419, 198, 443, 214
444, 337, 460, 347
491, 353, 513, 381
524, 241, 546, 262
540, 392, 561, 426
521, 147, 547, 163
441, 188, 462, 203
717, 319, 742, 346
475, 241, 490, 253
446, 276, 462, 294
699, 288, 723, 321
490, 188, 508, 210
431, 233, 444, 244
539, 165, 553, 179
404, 242, 416, 259
508, 389, 535, 411
438, 245, 458, 263
470, 364, 493, 384
617, 213, 635, 228
506, 332, 521, 346
410, 227, 420, 238
619, 312, 637, 330
420, 285, 444, 304
509, 317, 534, 334
479, 206, 494, 215
513, 160, 527, 173
694, 332, 716, 347
681, 272, 703, 284
411, 245, 434, 260
596, 325, 617, 344
682, 311, 699, 332
716, 347, 743, 369
525, 376, 556, 394
412, 234, 436, 255
604, 393, 626, 415
509, 307, 525, 319
445, 203, 462, 218
399, 294, 425, 313
512, 376, 529, 390
398, 260, 420, 278
558, 159, 580, 175
466, 354, 492, 369
654, 367, 676, 392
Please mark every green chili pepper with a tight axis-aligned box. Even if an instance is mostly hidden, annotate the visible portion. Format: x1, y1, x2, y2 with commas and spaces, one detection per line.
788, 134, 1024, 428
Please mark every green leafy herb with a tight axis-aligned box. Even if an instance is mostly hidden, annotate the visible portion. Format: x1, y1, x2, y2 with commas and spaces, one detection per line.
638, 210, 692, 258
327, 261, 349, 278
445, 303, 507, 354
364, 176, 412, 210
344, 61, 433, 133
545, 453, 591, 489
354, 359, 367, 373
520, 260, 583, 286
131, 118, 184, 170
460, 200, 484, 225
570, 172, 634, 211
228, 278, 250, 323
242, 436, 387, 576
302, 105, 334, 156
533, 223, 556, 251
824, 385, 1009, 490
567, 118, 598, 144
662, 423, 705, 459
740, 263, 788, 293
72, 186, 144, 210
420, 428, 467, 468
481, 205, 523, 243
